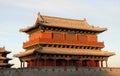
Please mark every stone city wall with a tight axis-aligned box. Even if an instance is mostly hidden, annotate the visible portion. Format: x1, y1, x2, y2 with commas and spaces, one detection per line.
0, 67, 120, 76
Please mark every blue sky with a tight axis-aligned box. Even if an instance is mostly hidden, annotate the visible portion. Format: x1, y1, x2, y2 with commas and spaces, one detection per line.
0, 0, 120, 68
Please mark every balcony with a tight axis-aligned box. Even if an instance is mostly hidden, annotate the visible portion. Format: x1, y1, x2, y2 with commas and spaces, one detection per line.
23, 38, 104, 49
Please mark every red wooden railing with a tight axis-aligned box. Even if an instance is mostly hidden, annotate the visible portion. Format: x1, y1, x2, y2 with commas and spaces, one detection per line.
23, 38, 104, 48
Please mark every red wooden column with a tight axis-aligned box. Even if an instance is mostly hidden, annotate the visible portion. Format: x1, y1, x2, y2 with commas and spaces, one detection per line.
36, 53, 39, 66
54, 55, 56, 66
43, 59, 45, 66
23, 62, 25, 68
106, 60, 108, 67
81, 60, 83, 67
92, 60, 96, 67
67, 60, 69, 66
26, 61, 28, 67
20, 61, 23, 68
32, 60, 34, 66
28, 60, 33, 67
76, 60, 83, 67
86, 60, 90, 67
101, 61, 103, 67
36, 59, 39, 66
66, 57, 71, 66
20, 59, 24, 68
61, 60, 65, 66
39, 59, 41, 66
54, 59, 56, 66
96, 61, 99, 67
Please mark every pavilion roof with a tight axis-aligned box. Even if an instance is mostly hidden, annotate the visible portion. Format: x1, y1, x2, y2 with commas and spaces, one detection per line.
0, 57, 12, 60
0, 47, 11, 54
20, 12, 107, 33
0, 63, 13, 67
14, 47, 115, 58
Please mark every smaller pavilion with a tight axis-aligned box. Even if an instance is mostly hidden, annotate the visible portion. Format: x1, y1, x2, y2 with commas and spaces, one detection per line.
0, 47, 13, 68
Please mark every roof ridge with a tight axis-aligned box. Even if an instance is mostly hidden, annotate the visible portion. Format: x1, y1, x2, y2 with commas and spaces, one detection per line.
42, 15, 86, 22
20, 13, 107, 33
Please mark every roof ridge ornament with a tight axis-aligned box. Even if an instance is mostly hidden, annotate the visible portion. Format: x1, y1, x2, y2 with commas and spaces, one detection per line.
35, 12, 45, 24
84, 18, 86, 21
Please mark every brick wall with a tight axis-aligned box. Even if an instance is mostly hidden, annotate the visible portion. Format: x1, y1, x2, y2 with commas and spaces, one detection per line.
0, 67, 120, 76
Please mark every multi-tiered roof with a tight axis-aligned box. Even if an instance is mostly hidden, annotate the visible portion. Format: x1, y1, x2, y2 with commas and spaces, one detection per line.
20, 13, 107, 33
15, 13, 114, 57
14, 13, 115, 68
0, 47, 13, 68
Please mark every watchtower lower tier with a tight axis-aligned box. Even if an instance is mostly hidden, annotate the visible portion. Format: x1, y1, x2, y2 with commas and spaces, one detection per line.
14, 44, 114, 68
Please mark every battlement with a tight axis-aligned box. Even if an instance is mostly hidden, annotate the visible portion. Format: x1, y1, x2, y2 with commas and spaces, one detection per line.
0, 67, 120, 76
